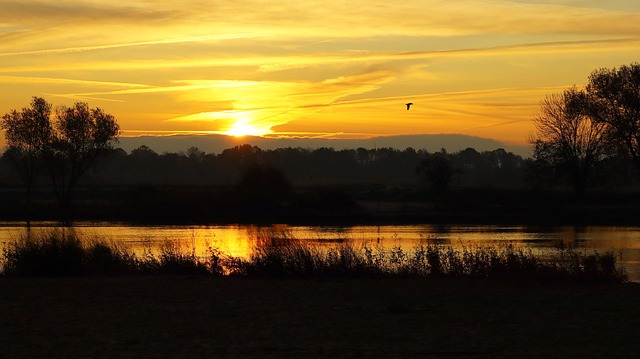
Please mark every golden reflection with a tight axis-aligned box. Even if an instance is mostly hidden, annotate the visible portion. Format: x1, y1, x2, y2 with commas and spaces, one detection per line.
2, 224, 640, 280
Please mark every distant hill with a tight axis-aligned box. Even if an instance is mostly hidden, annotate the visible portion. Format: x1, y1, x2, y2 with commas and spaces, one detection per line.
118, 134, 532, 157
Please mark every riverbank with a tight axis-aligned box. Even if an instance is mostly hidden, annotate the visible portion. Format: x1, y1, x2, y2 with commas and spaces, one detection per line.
3, 185, 640, 226
1, 277, 639, 358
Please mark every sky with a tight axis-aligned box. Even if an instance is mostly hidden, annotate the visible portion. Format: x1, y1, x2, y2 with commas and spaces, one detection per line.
2, 0, 640, 148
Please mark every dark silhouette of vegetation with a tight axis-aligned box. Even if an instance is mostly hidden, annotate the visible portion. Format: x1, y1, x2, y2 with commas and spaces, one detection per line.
586, 63, 640, 172
416, 148, 455, 191
0, 97, 53, 226
28, 145, 526, 188
530, 87, 612, 194
48, 102, 120, 223
3, 141, 640, 224
1, 230, 627, 282
1, 231, 217, 277
1, 97, 119, 225
530, 63, 640, 193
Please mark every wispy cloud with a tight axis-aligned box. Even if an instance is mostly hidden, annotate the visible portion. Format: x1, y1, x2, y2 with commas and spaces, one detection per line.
2, 1, 640, 146
0, 33, 264, 57
2, 37, 637, 75
0, 75, 149, 88
3, 1, 640, 55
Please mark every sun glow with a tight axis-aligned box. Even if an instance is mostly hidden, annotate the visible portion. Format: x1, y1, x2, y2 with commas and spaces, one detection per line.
226, 123, 263, 137
3, 1, 640, 147
224, 116, 271, 137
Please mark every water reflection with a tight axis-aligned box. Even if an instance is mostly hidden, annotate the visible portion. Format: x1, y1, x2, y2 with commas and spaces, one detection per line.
1, 222, 639, 279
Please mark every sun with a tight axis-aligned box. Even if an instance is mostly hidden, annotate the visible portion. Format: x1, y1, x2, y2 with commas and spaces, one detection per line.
225, 121, 270, 137
224, 113, 271, 137
225, 122, 263, 137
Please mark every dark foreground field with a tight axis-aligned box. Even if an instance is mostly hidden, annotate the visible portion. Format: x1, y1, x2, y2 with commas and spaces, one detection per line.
1, 277, 639, 358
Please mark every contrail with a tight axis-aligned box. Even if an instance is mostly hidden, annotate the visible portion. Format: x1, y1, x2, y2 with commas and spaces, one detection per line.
0, 33, 262, 57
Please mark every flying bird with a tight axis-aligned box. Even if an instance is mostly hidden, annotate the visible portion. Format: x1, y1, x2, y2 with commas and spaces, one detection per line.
405, 102, 413, 110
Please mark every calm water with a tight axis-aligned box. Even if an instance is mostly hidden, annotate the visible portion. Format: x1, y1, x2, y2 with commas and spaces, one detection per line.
2, 222, 640, 279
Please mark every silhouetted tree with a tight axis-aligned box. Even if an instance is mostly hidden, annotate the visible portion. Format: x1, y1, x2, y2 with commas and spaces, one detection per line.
529, 86, 611, 194
417, 149, 454, 191
220, 144, 263, 169
586, 63, 640, 173
187, 146, 205, 161
49, 102, 120, 223
1, 97, 53, 226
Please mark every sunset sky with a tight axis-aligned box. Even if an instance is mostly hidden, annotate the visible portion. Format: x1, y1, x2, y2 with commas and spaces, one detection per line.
2, 0, 640, 148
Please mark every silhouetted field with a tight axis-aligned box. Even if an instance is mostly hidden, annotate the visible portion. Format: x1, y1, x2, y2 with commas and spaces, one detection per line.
1, 277, 639, 358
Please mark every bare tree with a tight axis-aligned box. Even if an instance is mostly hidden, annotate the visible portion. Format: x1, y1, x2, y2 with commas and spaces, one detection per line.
529, 86, 611, 194
1, 97, 54, 226
49, 102, 120, 223
586, 63, 640, 172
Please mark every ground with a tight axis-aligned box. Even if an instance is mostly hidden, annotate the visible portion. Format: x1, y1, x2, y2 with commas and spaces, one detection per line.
1, 277, 640, 358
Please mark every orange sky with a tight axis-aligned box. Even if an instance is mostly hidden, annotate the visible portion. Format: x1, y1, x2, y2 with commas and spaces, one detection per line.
2, 1, 640, 148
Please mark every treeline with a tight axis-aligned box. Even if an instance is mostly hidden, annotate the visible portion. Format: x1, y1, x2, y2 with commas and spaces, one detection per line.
84, 145, 640, 190
3, 143, 639, 192
3, 143, 640, 224
0, 144, 529, 188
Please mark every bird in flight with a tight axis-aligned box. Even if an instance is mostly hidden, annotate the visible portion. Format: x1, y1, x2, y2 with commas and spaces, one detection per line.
405, 102, 413, 110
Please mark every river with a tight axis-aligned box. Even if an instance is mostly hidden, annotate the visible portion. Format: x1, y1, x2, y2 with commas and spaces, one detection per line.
1, 222, 639, 279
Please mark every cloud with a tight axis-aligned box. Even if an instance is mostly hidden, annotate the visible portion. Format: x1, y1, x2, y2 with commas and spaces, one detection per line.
0, 75, 149, 88
176, 0, 640, 38
2, 0, 640, 147
0, 33, 264, 57
0, 0, 178, 25
166, 110, 246, 123
112, 70, 398, 135
3, 0, 640, 57
4, 36, 637, 77
256, 38, 640, 73
271, 85, 561, 144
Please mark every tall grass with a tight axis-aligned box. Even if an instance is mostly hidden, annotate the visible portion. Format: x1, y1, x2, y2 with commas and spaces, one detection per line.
0, 230, 628, 282
226, 237, 627, 282
0, 230, 218, 277
1, 230, 138, 276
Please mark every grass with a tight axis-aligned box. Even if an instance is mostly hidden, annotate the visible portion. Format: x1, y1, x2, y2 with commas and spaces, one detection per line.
0, 230, 218, 277
225, 233, 627, 282
1, 229, 628, 282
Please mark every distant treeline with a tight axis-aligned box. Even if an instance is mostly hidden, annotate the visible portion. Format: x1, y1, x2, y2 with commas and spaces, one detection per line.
0, 144, 517, 187
2, 143, 638, 191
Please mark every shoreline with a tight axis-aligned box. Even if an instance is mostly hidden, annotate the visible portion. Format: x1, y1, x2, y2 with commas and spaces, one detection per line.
3, 186, 640, 227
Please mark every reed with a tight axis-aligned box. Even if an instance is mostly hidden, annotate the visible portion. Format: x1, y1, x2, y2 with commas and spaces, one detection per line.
1, 230, 138, 276
224, 232, 627, 282
0, 230, 627, 282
